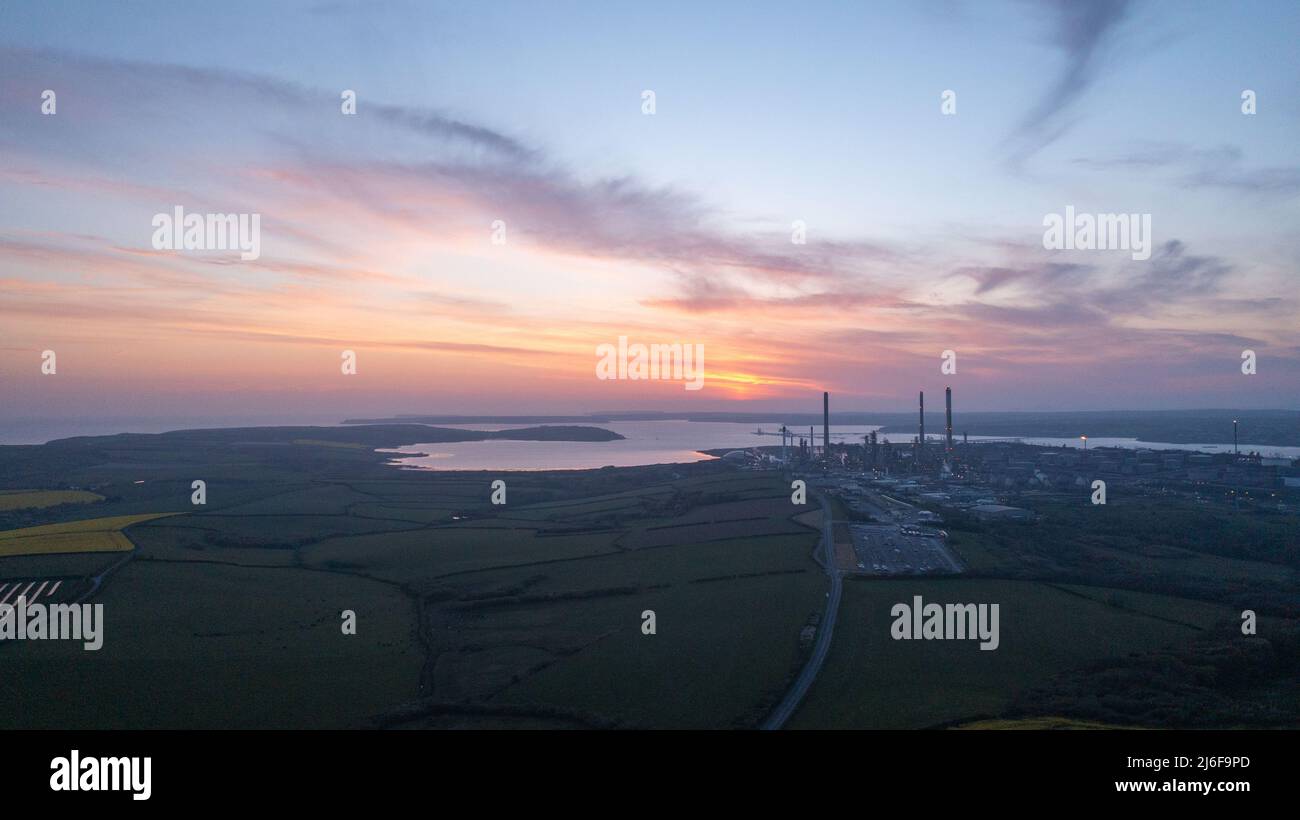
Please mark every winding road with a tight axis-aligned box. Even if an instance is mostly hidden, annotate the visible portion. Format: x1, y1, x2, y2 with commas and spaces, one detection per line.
761, 491, 842, 730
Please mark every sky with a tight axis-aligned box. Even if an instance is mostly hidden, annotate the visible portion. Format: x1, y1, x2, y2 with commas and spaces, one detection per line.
1, 0, 1297, 423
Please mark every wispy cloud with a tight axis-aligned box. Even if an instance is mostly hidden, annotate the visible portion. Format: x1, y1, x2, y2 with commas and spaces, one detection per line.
1073, 142, 1300, 200
1002, 0, 1132, 170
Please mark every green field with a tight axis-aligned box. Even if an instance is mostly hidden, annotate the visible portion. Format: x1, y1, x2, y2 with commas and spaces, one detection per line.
790, 578, 1236, 729
953, 717, 1137, 730
0, 428, 824, 728
1, 560, 422, 728
403, 530, 822, 728
0, 489, 104, 511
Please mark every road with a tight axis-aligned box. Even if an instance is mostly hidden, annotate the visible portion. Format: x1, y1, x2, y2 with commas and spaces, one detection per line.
76, 548, 135, 605
761, 492, 842, 730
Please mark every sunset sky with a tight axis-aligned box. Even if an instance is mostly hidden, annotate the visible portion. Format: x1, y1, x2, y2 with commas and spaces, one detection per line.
1, 0, 1297, 424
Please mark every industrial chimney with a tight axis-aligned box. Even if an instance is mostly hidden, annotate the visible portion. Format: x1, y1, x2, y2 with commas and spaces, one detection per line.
945, 386, 953, 453
823, 392, 830, 457
918, 391, 925, 461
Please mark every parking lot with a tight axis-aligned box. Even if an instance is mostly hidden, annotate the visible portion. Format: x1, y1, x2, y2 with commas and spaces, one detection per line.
846, 523, 963, 575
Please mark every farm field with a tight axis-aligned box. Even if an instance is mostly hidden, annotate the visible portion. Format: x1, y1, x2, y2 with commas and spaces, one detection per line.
397, 529, 823, 728
0, 513, 180, 557
0, 426, 825, 728
1, 559, 422, 729
789, 578, 1238, 730
945, 498, 1300, 615
952, 717, 1136, 730
0, 489, 104, 511
481, 569, 823, 728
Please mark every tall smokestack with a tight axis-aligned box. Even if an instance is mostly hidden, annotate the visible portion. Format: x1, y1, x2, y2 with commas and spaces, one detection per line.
945, 386, 953, 453
918, 391, 925, 461
823, 392, 830, 457
1234, 419, 1239, 455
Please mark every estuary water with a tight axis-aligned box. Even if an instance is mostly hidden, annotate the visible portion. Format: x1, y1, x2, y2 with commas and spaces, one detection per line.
379, 420, 827, 471
382, 421, 1300, 471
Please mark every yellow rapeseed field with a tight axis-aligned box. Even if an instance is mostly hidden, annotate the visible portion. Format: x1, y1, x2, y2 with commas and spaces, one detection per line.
0, 513, 179, 557
954, 717, 1139, 730
0, 489, 104, 511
